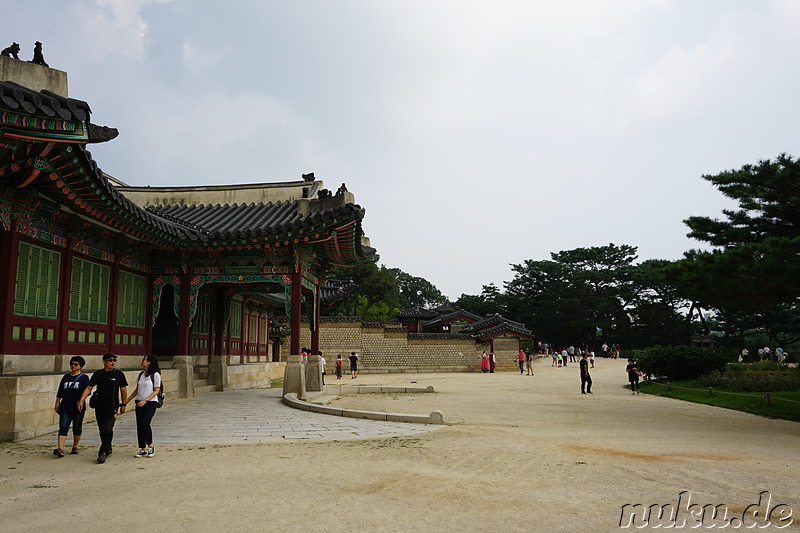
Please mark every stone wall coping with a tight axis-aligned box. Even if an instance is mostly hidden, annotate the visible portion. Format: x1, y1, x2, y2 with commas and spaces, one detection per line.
282, 391, 444, 425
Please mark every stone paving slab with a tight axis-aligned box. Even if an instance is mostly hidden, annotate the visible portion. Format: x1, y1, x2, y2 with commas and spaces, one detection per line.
22, 387, 442, 447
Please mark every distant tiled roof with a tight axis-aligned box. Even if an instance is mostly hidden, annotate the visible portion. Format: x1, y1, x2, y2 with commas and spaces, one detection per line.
397, 306, 439, 320
409, 333, 470, 340
422, 309, 481, 328
459, 313, 528, 334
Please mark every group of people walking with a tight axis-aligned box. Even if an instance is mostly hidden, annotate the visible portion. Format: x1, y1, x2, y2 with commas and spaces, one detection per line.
54, 352, 162, 463
479, 344, 642, 396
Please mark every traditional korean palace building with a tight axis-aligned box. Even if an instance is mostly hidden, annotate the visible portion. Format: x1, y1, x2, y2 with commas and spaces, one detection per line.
0, 58, 376, 439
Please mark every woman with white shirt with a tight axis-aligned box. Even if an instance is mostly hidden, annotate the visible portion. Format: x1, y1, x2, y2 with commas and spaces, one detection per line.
124, 354, 162, 458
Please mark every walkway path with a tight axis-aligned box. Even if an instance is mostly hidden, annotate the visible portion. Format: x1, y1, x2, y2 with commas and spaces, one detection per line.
23, 387, 440, 446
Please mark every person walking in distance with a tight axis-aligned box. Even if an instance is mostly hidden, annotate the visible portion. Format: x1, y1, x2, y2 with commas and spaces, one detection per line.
335, 354, 343, 379
580, 353, 592, 394
626, 358, 641, 395
349, 352, 359, 379
319, 351, 327, 386
77, 353, 128, 464
525, 349, 534, 376
125, 354, 162, 458
53, 356, 89, 457
516, 349, 525, 374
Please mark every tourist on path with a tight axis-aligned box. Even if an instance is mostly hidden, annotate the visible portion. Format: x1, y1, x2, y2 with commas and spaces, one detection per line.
349, 352, 359, 379
626, 358, 640, 395
561, 348, 569, 367
580, 353, 592, 394
77, 353, 128, 464
319, 352, 327, 385
516, 349, 525, 374
589, 350, 596, 368
489, 352, 496, 373
480, 351, 490, 373
525, 349, 534, 376
335, 354, 343, 379
125, 354, 162, 458
53, 356, 89, 457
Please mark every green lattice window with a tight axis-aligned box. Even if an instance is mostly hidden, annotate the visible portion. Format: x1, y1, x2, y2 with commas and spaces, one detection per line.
248, 315, 258, 343
69, 257, 109, 324
194, 294, 211, 335
116, 270, 147, 328
14, 242, 61, 319
230, 301, 242, 337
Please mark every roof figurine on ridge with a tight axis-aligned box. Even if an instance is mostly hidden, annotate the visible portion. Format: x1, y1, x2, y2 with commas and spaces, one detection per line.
1, 41, 49, 67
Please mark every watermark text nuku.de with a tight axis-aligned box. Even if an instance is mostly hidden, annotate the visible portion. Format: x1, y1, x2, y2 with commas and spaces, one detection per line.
619, 491, 793, 529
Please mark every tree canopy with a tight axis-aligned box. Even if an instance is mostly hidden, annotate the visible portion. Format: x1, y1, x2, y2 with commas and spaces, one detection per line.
668, 153, 800, 310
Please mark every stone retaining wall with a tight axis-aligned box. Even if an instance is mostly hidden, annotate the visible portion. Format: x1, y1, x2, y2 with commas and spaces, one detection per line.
0, 368, 179, 442
283, 318, 521, 373
0, 361, 285, 442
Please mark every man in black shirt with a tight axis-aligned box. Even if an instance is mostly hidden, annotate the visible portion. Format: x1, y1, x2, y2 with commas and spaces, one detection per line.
348, 352, 359, 379
580, 353, 592, 394
78, 353, 128, 463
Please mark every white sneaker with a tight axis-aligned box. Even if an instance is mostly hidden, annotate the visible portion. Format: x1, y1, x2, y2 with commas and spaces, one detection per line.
146, 446, 155, 457
135, 449, 148, 458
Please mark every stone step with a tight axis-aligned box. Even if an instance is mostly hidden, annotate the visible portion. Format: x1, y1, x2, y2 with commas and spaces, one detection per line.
194, 384, 218, 395
307, 394, 338, 405
193, 378, 209, 387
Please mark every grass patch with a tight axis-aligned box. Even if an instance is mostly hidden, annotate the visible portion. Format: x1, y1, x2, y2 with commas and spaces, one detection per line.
270, 378, 284, 389
639, 380, 800, 422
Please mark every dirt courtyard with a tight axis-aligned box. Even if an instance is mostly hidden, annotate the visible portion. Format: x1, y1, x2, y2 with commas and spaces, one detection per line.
1, 357, 798, 532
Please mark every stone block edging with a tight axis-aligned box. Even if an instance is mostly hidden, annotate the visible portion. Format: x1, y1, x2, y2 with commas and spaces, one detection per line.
282, 390, 444, 425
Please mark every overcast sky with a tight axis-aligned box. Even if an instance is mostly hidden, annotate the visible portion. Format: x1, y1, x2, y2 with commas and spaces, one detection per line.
10, 1, 800, 299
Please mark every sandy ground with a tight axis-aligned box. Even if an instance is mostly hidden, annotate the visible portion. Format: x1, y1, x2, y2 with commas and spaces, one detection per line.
1, 357, 798, 532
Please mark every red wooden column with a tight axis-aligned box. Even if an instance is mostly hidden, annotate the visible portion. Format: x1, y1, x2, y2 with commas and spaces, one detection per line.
0, 223, 20, 354
107, 261, 120, 353
290, 270, 302, 356
176, 274, 192, 356
310, 286, 320, 355
214, 286, 225, 357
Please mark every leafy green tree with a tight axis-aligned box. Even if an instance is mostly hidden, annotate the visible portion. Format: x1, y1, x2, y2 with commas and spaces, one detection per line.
453, 283, 506, 317
670, 153, 800, 309
626, 260, 689, 346
504, 244, 639, 346
327, 263, 400, 320
384, 268, 449, 309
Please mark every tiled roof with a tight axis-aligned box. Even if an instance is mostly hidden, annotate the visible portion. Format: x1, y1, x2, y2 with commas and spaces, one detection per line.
0, 80, 376, 263
320, 279, 357, 304
0, 81, 91, 121
472, 323, 534, 340
146, 201, 364, 242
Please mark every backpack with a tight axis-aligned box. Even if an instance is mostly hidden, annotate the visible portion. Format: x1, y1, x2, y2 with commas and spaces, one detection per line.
139, 371, 165, 408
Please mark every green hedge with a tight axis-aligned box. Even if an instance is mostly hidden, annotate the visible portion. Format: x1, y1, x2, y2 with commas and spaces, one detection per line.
634, 345, 735, 380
